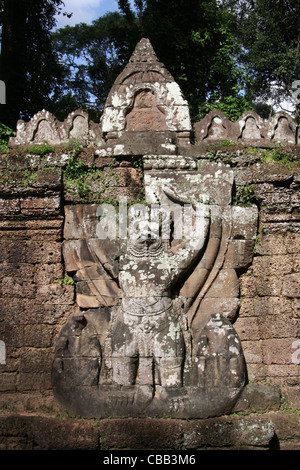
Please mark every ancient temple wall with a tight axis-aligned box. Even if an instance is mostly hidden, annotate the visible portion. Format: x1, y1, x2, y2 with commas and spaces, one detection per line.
0, 38, 299, 448
0, 143, 299, 416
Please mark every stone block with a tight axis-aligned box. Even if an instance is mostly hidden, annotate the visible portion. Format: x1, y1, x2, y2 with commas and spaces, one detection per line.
281, 386, 300, 409
99, 418, 183, 450
252, 255, 294, 278
262, 338, 297, 364
254, 275, 282, 297
205, 269, 239, 298
233, 383, 281, 413
36, 283, 75, 306
19, 348, 53, 374
20, 195, 61, 217
254, 296, 294, 317
2, 276, 37, 299
183, 415, 275, 449
251, 163, 293, 184
64, 204, 98, 240
282, 273, 300, 298
285, 233, 300, 254
0, 198, 20, 216
0, 373, 17, 392
235, 317, 260, 341
255, 233, 288, 256
34, 263, 64, 285
25, 241, 62, 264
0, 416, 99, 450
259, 315, 298, 339
23, 325, 54, 348
231, 205, 258, 240
239, 273, 257, 298
266, 364, 299, 383
0, 242, 26, 263
76, 293, 101, 308
241, 340, 263, 364
224, 239, 255, 269
239, 298, 257, 317
17, 372, 52, 391
246, 363, 267, 382
271, 413, 300, 450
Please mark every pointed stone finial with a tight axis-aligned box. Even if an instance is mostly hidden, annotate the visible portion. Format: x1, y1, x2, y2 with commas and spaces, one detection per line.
129, 37, 159, 63
101, 38, 191, 146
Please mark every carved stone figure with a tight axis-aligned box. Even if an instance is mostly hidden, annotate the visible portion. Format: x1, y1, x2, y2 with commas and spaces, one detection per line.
52, 39, 258, 419
110, 201, 209, 397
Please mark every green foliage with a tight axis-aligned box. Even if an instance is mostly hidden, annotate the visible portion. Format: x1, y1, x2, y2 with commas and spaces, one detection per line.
199, 91, 253, 122
280, 396, 300, 415
246, 146, 295, 170
52, 12, 140, 118
233, 184, 256, 206
52, 1, 257, 122
2, 0, 298, 125
0, 0, 66, 127
0, 123, 15, 152
227, 0, 300, 109
64, 153, 93, 199
261, 148, 295, 170
55, 275, 75, 286
26, 143, 56, 156
63, 152, 120, 203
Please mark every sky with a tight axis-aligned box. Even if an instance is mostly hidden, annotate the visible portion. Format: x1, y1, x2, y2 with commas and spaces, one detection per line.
55, 0, 130, 29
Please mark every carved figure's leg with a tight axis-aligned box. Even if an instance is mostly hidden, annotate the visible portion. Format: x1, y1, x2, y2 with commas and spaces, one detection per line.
158, 356, 183, 387
138, 356, 154, 385
154, 314, 185, 388
111, 309, 138, 386
112, 356, 138, 385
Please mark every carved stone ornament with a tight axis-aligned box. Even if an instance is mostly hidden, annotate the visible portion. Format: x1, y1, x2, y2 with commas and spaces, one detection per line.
52, 39, 258, 419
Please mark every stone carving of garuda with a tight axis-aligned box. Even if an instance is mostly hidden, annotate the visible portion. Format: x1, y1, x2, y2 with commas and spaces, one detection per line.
52, 180, 257, 419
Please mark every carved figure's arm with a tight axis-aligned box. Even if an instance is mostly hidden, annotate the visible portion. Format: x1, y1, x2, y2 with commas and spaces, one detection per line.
162, 185, 211, 271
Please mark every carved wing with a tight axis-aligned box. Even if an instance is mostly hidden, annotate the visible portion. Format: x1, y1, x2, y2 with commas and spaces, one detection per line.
159, 180, 258, 342
63, 204, 123, 309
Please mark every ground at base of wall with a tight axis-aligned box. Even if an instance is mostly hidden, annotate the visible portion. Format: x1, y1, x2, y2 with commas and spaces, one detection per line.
0, 411, 299, 451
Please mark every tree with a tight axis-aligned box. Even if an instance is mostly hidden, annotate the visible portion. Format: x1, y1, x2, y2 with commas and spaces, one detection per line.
52, 12, 140, 121
0, 0, 65, 128
118, 0, 253, 120
226, 0, 300, 113
53, 0, 252, 122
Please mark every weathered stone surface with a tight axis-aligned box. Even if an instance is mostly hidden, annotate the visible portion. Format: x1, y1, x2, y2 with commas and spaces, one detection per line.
9, 109, 103, 147
53, 155, 257, 418
49, 41, 263, 420
0, 416, 99, 450
99, 417, 183, 450
194, 108, 297, 145
233, 383, 281, 413
183, 415, 275, 449
1, 412, 300, 450
271, 412, 300, 450
101, 38, 192, 146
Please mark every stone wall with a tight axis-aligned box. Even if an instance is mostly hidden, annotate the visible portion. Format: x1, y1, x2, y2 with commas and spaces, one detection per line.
0, 38, 299, 449
0, 144, 299, 435
0, 147, 144, 413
